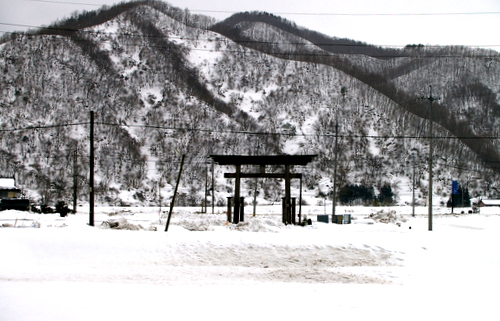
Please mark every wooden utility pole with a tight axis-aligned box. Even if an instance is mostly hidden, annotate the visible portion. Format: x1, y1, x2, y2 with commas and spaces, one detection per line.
412, 159, 416, 217
89, 111, 95, 226
332, 87, 345, 223
158, 178, 162, 222
332, 119, 338, 222
422, 85, 439, 231
72, 147, 78, 214
165, 154, 185, 232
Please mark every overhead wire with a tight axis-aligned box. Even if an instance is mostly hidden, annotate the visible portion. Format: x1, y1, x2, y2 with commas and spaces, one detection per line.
2, 121, 500, 141
1, 7, 499, 55
2, 20, 499, 49
0, 122, 89, 132
2, 26, 498, 59
24, 0, 103, 6
1, 121, 498, 174
18, 0, 500, 16
268, 11, 500, 16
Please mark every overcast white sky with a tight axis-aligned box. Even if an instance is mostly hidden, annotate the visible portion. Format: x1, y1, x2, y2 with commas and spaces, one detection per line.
0, 0, 499, 50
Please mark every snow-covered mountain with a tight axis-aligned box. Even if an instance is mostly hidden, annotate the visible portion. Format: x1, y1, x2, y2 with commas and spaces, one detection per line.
1, 0, 499, 207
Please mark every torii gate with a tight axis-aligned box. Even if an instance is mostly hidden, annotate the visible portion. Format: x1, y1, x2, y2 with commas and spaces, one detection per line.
210, 155, 317, 225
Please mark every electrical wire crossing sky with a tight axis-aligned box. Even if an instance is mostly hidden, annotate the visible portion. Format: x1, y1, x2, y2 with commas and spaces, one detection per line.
0, 0, 499, 51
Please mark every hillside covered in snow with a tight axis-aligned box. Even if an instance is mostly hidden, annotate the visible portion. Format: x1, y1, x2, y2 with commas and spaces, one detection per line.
1, 0, 499, 207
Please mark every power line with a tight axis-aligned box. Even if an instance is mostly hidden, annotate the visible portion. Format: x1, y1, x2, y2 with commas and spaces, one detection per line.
1, 122, 496, 175
192, 9, 500, 16
2, 120, 500, 140
3, 21, 500, 50
17, 0, 500, 15
0, 122, 89, 132
24, 0, 102, 6
271, 11, 500, 16
2, 28, 498, 59
1, 13, 499, 59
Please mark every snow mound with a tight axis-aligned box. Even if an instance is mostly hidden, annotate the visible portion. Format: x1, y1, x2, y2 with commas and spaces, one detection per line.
177, 219, 214, 231
229, 218, 284, 232
101, 217, 156, 231
367, 210, 408, 225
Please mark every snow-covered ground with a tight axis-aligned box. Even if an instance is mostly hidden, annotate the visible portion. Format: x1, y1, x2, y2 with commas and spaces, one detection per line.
1, 205, 499, 320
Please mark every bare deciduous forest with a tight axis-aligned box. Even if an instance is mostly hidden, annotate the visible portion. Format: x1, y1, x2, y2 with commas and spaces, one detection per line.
1, 0, 499, 207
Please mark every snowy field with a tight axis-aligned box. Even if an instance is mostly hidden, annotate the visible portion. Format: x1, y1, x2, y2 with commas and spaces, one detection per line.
1, 205, 499, 321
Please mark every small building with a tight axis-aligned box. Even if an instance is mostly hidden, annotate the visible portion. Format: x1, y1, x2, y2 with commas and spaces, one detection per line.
477, 199, 500, 207
0, 178, 21, 199
0, 178, 29, 211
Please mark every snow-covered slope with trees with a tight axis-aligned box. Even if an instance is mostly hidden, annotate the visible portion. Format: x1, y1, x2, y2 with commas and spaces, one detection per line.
0, 0, 499, 207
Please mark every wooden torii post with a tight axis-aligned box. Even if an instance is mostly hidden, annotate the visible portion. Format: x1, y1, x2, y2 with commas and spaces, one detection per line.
210, 155, 317, 224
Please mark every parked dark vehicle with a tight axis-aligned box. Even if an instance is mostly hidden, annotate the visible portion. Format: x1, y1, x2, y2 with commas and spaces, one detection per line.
0, 199, 30, 211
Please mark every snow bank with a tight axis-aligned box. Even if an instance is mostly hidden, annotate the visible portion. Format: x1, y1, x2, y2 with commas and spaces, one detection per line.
228, 218, 284, 233
366, 209, 408, 225
1, 206, 499, 321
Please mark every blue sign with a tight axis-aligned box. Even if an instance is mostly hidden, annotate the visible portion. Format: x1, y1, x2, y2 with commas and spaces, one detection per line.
452, 180, 459, 194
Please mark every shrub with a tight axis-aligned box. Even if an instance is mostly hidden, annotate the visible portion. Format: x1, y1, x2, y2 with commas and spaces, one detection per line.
40, 204, 54, 214
55, 201, 71, 217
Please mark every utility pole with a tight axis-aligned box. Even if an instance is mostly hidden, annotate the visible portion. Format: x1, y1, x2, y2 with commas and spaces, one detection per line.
158, 177, 162, 222
422, 85, 439, 231
331, 119, 338, 221
89, 111, 95, 226
72, 147, 78, 214
412, 159, 416, 217
332, 87, 346, 222
165, 154, 186, 232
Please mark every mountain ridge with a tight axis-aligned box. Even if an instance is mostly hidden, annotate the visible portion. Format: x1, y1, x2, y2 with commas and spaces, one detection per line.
210, 10, 500, 173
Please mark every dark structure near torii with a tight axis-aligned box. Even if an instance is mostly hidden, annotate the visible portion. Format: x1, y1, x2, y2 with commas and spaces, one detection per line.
210, 155, 317, 225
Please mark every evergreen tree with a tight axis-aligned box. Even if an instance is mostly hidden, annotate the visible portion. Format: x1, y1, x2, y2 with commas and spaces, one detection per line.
447, 185, 471, 208
338, 184, 375, 205
378, 184, 394, 206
